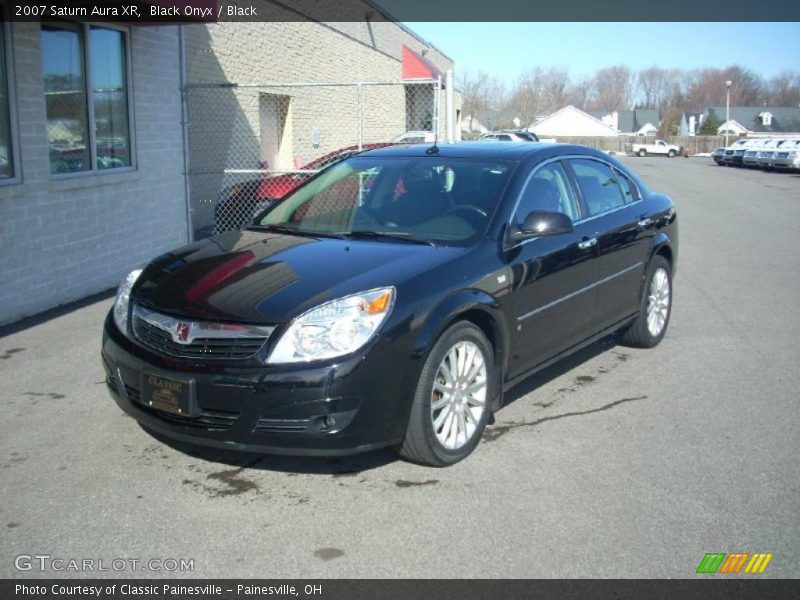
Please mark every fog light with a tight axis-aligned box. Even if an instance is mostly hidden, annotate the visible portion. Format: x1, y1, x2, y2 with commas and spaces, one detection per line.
317, 415, 336, 431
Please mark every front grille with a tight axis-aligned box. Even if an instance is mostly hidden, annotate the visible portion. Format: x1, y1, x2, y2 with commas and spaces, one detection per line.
124, 384, 239, 430
254, 417, 311, 433
133, 316, 268, 360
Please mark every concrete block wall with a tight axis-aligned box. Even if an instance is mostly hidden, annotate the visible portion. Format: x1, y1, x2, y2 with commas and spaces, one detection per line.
0, 23, 188, 325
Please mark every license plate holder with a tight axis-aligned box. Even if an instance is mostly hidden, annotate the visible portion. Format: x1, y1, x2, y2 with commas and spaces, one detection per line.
141, 372, 196, 417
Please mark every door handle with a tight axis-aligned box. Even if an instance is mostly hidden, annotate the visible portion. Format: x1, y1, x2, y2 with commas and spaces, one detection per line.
638, 217, 652, 228
578, 236, 597, 250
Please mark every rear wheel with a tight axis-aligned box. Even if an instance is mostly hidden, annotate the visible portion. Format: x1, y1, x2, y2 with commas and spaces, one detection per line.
399, 322, 494, 467
620, 256, 672, 348
638, 149, 647, 157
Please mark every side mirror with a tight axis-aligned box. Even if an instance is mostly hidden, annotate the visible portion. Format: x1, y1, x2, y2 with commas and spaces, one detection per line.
509, 210, 573, 243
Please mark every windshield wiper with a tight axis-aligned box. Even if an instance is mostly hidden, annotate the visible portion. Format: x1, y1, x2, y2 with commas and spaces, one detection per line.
248, 224, 343, 239
337, 230, 437, 247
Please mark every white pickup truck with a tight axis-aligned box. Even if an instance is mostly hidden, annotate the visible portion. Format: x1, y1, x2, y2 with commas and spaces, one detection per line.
630, 139, 681, 157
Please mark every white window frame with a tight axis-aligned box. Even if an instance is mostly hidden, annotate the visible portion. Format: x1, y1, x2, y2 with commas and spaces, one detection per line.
0, 18, 21, 186
43, 21, 136, 180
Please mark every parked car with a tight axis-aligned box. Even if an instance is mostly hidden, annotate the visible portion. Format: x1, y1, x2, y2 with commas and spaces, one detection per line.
721, 138, 751, 166
393, 131, 436, 144
479, 130, 539, 142
755, 139, 790, 170
103, 142, 677, 466
712, 147, 726, 165
730, 139, 763, 167
771, 140, 800, 170
631, 139, 681, 157
215, 142, 397, 233
742, 140, 768, 168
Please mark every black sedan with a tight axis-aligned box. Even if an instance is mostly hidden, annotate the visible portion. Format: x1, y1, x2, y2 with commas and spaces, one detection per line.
102, 142, 677, 466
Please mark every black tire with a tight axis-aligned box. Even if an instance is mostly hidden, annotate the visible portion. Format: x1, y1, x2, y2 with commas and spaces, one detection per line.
620, 256, 672, 349
399, 321, 494, 467
638, 149, 646, 157
667, 150, 676, 158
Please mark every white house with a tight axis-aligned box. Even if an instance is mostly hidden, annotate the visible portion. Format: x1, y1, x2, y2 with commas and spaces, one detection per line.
461, 114, 489, 135
529, 105, 620, 138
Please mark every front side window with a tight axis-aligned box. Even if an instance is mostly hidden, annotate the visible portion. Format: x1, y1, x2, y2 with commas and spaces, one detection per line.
257, 157, 514, 245
514, 162, 580, 225
42, 24, 131, 174
570, 158, 626, 217
0, 21, 16, 180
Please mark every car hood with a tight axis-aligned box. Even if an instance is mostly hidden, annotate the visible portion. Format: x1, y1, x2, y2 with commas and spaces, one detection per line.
134, 230, 463, 324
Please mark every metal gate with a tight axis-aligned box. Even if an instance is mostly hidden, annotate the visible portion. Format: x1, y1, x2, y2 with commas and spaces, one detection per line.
183, 79, 442, 239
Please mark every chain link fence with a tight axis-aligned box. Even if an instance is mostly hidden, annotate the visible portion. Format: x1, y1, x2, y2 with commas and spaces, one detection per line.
184, 79, 441, 238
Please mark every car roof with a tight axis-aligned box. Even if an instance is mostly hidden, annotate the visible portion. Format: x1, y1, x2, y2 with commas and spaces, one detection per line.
357, 141, 592, 160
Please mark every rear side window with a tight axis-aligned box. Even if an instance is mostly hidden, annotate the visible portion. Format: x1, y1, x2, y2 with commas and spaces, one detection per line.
570, 158, 626, 217
613, 169, 639, 204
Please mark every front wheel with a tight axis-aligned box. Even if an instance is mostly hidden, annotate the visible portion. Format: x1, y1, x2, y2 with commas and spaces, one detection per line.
620, 256, 672, 348
667, 149, 676, 158
399, 322, 494, 467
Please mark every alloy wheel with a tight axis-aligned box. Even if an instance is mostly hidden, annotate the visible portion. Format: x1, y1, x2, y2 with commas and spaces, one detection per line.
430, 341, 487, 450
646, 267, 670, 337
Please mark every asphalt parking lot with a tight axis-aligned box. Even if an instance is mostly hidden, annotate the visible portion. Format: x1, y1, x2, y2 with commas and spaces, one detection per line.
1, 157, 798, 579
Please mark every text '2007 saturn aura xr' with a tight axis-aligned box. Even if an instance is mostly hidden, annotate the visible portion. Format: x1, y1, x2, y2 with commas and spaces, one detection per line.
102, 142, 677, 466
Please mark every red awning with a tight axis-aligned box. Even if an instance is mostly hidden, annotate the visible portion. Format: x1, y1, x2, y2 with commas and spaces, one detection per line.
401, 45, 442, 80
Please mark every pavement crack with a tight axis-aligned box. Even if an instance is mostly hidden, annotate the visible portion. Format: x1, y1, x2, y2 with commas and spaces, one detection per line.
23, 392, 66, 400
483, 396, 648, 442
395, 479, 439, 488
0, 348, 25, 360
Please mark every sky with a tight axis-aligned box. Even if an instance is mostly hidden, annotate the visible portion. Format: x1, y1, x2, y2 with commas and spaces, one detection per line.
405, 22, 800, 85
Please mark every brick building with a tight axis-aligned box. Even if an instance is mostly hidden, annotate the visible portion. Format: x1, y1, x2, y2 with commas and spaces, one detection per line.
0, 6, 457, 325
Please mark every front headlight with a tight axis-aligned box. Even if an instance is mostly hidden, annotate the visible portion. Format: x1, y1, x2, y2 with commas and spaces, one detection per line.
267, 287, 395, 364
112, 268, 143, 338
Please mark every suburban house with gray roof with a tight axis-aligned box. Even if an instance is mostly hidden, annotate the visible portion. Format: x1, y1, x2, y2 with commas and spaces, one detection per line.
588, 109, 660, 136
681, 106, 800, 136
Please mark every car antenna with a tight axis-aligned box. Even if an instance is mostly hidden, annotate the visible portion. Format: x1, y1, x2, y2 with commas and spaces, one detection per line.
426, 124, 439, 155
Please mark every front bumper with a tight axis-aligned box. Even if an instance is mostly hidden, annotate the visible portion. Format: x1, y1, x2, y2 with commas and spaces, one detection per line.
772, 154, 796, 169
101, 314, 413, 456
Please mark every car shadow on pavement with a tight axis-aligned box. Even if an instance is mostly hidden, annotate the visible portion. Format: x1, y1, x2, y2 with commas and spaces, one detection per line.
142, 425, 399, 475
500, 333, 620, 409
141, 333, 622, 475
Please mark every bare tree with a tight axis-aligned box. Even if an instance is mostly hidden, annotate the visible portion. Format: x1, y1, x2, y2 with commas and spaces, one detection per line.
567, 76, 593, 110
541, 67, 570, 113
458, 70, 508, 129
590, 65, 634, 111
766, 71, 800, 106
637, 66, 670, 109
509, 66, 545, 125
684, 65, 765, 108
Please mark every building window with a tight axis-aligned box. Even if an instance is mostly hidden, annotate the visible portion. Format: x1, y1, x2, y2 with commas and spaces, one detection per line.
759, 112, 773, 127
42, 24, 132, 175
0, 19, 18, 182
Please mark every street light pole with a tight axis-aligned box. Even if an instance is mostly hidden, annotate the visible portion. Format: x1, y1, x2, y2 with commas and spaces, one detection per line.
725, 80, 732, 147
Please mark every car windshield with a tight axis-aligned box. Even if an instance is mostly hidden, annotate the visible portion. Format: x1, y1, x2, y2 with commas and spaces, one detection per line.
255, 156, 515, 245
